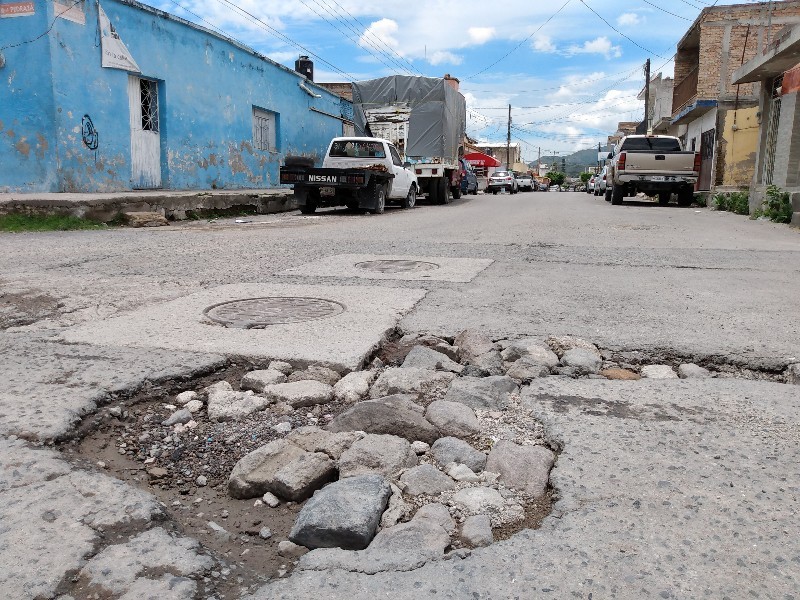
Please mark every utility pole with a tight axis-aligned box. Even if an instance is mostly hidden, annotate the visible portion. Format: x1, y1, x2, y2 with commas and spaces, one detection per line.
506, 104, 512, 170
643, 58, 651, 133
537, 146, 541, 176
597, 142, 601, 171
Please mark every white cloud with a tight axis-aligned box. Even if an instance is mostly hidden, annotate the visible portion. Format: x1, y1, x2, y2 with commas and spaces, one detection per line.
468, 27, 495, 45
532, 34, 556, 53
266, 51, 297, 64
617, 13, 641, 27
359, 18, 401, 54
566, 36, 622, 59
428, 50, 462, 66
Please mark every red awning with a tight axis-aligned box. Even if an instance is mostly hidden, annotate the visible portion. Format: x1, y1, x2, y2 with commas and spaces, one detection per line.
463, 152, 501, 167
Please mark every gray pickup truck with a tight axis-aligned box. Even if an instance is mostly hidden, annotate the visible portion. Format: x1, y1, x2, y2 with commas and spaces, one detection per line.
606, 135, 700, 206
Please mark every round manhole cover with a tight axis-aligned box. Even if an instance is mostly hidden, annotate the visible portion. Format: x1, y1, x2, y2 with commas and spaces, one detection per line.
354, 260, 440, 274
203, 297, 345, 329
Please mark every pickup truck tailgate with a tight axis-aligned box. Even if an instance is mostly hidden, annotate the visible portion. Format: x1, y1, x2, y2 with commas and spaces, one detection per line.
621, 151, 697, 175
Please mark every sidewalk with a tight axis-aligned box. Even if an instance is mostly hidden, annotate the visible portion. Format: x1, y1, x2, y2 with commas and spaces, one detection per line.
0, 188, 297, 221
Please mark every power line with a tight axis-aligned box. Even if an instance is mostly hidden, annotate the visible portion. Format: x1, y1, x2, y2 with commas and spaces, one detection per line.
639, 0, 693, 21
577, 0, 670, 60
0, 0, 84, 52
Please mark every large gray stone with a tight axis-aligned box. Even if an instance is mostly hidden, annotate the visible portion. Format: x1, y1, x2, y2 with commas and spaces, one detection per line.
545, 335, 601, 358
443, 376, 518, 411
501, 338, 559, 368
450, 487, 505, 515
289, 474, 391, 550
506, 356, 552, 382
297, 518, 450, 574
327, 394, 440, 444
678, 363, 712, 379
287, 365, 341, 386
402, 345, 463, 374
559, 348, 602, 374
461, 514, 493, 548
287, 426, 363, 460
640, 364, 679, 379
425, 400, 481, 438
228, 439, 336, 500
207, 387, 270, 422
467, 349, 504, 376
413, 502, 456, 535
430, 437, 486, 473
241, 369, 287, 392
263, 380, 334, 408
399, 464, 455, 496
338, 434, 418, 479
333, 370, 376, 403
485, 440, 554, 497
369, 368, 456, 399
454, 329, 496, 362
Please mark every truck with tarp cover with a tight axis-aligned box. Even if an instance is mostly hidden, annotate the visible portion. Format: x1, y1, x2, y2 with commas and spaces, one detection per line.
351, 75, 466, 204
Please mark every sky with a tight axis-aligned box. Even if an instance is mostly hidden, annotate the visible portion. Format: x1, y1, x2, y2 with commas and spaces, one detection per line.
151, 0, 772, 162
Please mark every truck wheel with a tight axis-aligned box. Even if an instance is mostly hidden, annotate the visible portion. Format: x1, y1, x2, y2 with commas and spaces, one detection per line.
611, 185, 624, 205
371, 184, 386, 214
677, 187, 694, 207
346, 200, 360, 211
658, 192, 671, 205
299, 202, 317, 214
437, 177, 451, 205
451, 185, 462, 200
605, 188, 612, 202
402, 185, 416, 209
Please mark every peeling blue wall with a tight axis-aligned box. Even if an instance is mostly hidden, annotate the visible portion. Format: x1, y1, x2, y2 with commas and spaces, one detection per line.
1, 0, 349, 192
0, 2, 57, 192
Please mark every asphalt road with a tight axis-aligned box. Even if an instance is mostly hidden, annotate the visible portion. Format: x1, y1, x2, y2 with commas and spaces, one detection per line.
1, 189, 799, 599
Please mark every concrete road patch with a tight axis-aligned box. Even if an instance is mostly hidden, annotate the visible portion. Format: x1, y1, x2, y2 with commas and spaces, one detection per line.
62, 284, 427, 372
283, 254, 493, 283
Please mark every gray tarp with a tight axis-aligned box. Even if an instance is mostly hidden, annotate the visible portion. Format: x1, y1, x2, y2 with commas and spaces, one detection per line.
352, 76, 466, 161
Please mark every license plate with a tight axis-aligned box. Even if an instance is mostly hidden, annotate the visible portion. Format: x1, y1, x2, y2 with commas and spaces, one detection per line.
320, 186, 335, 197
650, 176, 665, 182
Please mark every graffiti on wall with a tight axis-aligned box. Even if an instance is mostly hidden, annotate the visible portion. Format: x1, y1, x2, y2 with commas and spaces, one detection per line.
81, 114, 98, 150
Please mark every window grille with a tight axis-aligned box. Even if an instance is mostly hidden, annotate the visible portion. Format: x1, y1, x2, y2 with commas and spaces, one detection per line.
763, 75, 783, 185
253, 108, 276, 151
139, 79, 159, 133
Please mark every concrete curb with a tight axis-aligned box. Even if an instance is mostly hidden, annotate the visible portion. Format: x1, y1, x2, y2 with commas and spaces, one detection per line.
0, 188, 298, 222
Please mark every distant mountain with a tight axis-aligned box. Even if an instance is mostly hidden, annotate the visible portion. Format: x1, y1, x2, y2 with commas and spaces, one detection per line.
530, 147, 608, 177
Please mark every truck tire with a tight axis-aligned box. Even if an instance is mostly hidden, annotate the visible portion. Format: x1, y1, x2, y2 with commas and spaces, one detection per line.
299, 202, 317, 214
371, 184, 386, 214
611, 184, 624, 205
677, 187, 694, 207
437, 177, 451, 205
658, 192, 671, 205
605, 188, 612, 202
402, 184, 416, 209
451, 185, 462, 199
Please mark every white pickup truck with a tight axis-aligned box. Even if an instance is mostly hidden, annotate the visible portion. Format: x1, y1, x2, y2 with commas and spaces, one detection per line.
606, 135, 700, 206
279, 137, 418, 214
515, 172, 534, 192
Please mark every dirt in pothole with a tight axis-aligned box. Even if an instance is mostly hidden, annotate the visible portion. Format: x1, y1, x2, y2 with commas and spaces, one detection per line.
0, 288, 62, 328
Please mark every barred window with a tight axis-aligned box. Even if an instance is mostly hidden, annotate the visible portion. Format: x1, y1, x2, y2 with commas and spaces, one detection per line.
139, 79, 159, 133
253, 107, 277, 151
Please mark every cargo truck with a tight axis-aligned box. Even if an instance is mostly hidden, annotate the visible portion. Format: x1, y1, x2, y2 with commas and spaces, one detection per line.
351, 75, 466, 204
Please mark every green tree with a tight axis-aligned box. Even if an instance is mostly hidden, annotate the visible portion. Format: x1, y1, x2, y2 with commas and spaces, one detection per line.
579, 172, 592, 184
546, 171, 566, 186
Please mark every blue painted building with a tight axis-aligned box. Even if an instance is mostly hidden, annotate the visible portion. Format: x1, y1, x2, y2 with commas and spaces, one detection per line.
0, 0, 351, 192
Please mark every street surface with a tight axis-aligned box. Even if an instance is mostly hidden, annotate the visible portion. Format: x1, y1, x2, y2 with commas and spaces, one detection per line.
1, 190, 799, 598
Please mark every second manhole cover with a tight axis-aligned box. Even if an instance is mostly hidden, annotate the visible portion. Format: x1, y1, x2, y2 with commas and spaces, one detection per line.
354, 260, 440, 273
203, 297, 345, 328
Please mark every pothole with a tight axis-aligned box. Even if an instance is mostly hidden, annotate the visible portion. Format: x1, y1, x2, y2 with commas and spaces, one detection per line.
203, 297, 346, 329
62, 331, 794, 597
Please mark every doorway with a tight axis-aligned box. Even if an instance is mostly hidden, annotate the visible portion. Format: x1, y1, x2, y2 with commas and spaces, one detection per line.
128, 75, 162, 189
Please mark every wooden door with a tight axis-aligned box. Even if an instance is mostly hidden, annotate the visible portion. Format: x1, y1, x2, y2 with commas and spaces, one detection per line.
128, 76, 162, 189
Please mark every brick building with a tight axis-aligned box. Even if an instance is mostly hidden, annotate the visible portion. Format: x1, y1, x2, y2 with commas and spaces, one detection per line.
671, 1, 800, 192
733, 24, 800, 224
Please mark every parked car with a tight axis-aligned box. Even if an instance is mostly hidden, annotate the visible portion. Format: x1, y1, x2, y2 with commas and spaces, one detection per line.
487, 170, 519, 194
459, 159, 479, 195
549, 185, 561, 192
595, 166, 608, 197
587, 176, 596, 194
515, 172, 534, 191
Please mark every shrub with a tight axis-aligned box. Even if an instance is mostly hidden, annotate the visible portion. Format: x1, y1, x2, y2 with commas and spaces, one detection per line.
713, 191, 750, 215
762, 185, 793, 223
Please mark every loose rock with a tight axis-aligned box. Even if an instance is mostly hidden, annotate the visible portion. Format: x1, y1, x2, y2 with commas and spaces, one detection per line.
443, 376, 518, 411
545, 335, 601, 358
241, 369, 287, 392
461, 514, 493, 548
600, 368, 641, 381
506, 357, 551, 382
485, 440, 553, 497
641, 365, 679, 379
333, 371, 376, 403
175, 391, 198, 406
289, 474, 391, 550
559, 348, 602, 374
287, 365, 341, 386
678, 363, 712, 379
263, 380, 334, 408
399, 464, 455, 496
402, 345, 464, 373
454, 329, 496, 362
287, 426, 363, 460
327, 394, 440, 444
338, 434, 418, 479
162, 409, 192, 427
431, 437, 486, 473
425, 400, 481, 438
369, 368, 456, 399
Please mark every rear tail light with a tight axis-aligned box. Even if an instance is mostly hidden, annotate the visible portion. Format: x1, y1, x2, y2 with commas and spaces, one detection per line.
618, 152, 627, 170
693, 152, 702, 173
602, 174, 606, 180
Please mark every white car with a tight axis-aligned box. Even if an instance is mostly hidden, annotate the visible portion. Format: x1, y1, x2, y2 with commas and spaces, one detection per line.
515, 172, 534, 191
487, 171, 519, 194
595, 166, 608, 197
